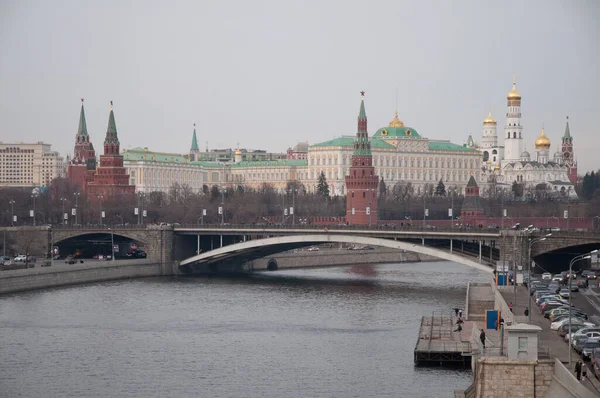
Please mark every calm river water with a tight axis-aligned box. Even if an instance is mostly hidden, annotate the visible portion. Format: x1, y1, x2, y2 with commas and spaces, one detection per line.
0, 261, 488, 398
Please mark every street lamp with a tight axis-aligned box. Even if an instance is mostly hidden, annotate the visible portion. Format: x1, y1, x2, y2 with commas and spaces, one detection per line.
290, 188, 298, 227
108, 227, 115, 262
350, 191, 355, 225
73, 192, 80, 225
9, 199, 15, 226
31, 193, 38, 226
60, 198, 67, 225
527, 233, 551, 323
368, 201, 372, 227
568, 249, 598, 367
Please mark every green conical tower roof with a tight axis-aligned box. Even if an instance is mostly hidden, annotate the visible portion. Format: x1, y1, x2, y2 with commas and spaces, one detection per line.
104, 101, 120, 145
466, 175, 478, 187
190, 124, 199, 151
77, 99, 88, 137
563, 116, 571, 139
353, 91, 371, 156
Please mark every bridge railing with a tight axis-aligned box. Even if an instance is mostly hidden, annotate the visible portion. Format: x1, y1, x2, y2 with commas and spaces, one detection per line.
171, 223, 503, 235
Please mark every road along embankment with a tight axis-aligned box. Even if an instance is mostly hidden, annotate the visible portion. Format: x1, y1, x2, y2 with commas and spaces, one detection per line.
0, 259, 164, 295
250, 247, 440, 271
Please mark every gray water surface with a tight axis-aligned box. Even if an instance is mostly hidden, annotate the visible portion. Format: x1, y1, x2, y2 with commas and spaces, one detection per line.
0, 261, 488, 397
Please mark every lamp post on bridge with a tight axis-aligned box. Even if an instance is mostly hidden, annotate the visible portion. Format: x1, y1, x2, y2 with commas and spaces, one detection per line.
569, 250, 598, 368
527, 234, 551, 323
108, 227, 115, 262
73, 192, 80, 226
9, 199, 15, 226
60, 198, 67, 225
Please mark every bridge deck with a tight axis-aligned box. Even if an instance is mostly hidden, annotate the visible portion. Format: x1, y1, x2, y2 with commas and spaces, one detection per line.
414, 313, 471, 366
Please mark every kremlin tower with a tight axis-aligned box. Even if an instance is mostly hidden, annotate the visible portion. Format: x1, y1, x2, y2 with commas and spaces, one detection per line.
67, 99, 96, 191
345, 92, 379, 225
190, 124, 199, 161
561, 116, 577, 184
86, 101, 135, 199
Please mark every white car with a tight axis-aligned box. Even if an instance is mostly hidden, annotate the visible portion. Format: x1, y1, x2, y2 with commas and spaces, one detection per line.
13, 255, 27, 262
551, 318, 594, 331
307, 247, 319, 252
542, 272, 552, 280
566, 328, 600, 343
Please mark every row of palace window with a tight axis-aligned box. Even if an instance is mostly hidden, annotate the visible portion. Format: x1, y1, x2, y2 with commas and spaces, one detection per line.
309, 169, 472, 182
311, 155, 479, 169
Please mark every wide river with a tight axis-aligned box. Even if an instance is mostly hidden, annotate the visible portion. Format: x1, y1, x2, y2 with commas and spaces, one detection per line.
0, 261, 488, 397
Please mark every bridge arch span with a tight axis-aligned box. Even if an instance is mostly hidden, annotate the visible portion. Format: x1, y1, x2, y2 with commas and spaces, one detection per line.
180, 234, 494, 273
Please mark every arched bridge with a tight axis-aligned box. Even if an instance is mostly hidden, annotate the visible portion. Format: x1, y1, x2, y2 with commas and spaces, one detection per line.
178, 234, 496, 273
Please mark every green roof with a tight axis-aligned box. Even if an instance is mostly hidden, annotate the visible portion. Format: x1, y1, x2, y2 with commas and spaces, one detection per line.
373, 126, 421, 139
311, 137, 395, 149
428, 141, 479, 152
104, 103, 120, 146
77, 103, 88, 137
466, 175, 478, 187
123, 148, 187, 163
229, 159, 307, 168
190, 127, 199, 151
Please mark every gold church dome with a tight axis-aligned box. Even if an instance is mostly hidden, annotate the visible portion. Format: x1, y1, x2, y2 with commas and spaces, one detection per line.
235, 149, 242, 156
388, 112, 404, 128
507, 81, 521, 100
483, 111, 497, 125
535, 128, 551, 149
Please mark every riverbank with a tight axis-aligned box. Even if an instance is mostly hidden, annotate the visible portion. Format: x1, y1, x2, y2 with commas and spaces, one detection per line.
0, 259, 164, 295
0, 248, 441, 295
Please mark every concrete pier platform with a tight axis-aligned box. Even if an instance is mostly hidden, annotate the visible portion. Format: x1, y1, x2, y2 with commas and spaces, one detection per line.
414, 312, 471, 366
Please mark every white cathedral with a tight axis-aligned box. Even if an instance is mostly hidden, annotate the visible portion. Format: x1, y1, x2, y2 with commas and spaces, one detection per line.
471, 80, 578, 199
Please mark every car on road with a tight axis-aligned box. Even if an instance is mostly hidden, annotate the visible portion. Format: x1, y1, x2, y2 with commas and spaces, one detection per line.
569, 284, 580, 292
125, 249, 147, 258
581, 340, 600, 361
552, 274, 564, 282
307, 246, 319, 252
550, 318, 593, 331
542, 272, 552, 280
0, 256, 12, 265
13, 254, 27, 262
582, 270, 597, 280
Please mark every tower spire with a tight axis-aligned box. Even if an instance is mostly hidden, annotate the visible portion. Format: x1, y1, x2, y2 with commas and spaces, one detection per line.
563, 116, 571, 139
190, 123, 199, 151
77, 98, 88, 137
354, 91, 371, 156
104, 100, 120, 154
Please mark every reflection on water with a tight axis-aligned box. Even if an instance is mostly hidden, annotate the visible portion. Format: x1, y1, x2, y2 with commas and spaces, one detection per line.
0, 261, 488, 397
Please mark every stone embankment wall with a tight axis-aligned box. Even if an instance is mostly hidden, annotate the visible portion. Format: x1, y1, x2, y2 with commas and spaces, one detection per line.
0, 260, 165, 295
249, 247, 439, 270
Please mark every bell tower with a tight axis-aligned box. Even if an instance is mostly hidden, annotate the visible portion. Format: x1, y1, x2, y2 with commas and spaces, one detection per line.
345, 91, 379, 225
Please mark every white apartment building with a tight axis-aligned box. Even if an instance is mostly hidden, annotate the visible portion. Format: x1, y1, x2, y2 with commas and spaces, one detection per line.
0, 142, 66, 188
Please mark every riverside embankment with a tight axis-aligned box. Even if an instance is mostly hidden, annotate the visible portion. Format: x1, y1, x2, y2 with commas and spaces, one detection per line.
0, 248, 440, 294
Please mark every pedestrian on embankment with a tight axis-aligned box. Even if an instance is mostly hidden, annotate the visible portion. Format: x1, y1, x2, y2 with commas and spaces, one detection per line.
458, 309, 463, 318
524, 308, 529, 317
575, 360, 582, 381
480, 329, 486, 349
582, 362, 588, 381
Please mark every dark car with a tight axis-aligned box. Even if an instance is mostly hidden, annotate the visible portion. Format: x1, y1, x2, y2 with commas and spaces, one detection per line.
581, 340, 600, 361
126, 250, 147, 259
558, 323, 587, 337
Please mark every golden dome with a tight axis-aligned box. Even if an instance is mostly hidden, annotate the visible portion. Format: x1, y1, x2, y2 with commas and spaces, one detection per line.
507, 81, 521, 100
535, 128, 551, 149
483, 111, 497, 125
388, 112, 404, 127
235, 149, 242, 156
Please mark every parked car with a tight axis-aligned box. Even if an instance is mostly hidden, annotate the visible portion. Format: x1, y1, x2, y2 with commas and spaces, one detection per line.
558, 289, 571, 299
307, 247, 320, 252
0, 256, 12, 265
13, 254, 27, 262
558, 323, 587, 338
550, 318, 593, 331
592, 349, 600, 375
581, 340, 600, 361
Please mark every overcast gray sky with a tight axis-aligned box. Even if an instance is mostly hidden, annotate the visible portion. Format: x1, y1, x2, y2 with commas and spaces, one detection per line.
1, 0, 598, 173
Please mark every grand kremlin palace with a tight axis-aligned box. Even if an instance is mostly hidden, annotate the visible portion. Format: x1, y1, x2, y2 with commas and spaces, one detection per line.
122, 109, 481, 195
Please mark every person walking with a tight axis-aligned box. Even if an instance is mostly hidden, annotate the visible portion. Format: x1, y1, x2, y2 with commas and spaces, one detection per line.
575, 360, 582, 381
582, 361, 587, 381
524, 308, 529, 317
454, 308, 459, 317
509, 302, 513, 312
480, 329, 486, 349
458, 309, 463, 318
